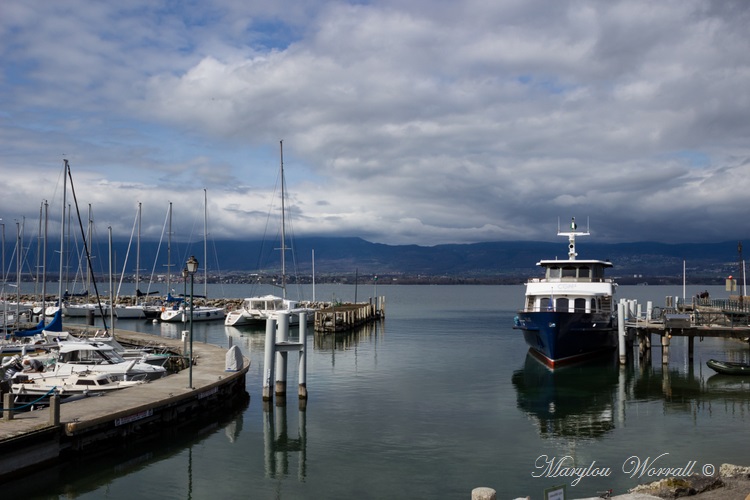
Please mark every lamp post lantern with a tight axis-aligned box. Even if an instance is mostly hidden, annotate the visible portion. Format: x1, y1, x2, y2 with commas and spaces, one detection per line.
186, 255, 198, 389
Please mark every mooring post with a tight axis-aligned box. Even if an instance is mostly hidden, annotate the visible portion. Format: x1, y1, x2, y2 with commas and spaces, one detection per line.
618, 301, 627, 365
646, 301, 653, 322
299, 311, 308, 400
275, 312, 289, 397
3, 393, 13, 421
662, 333, 671, 365
49, 394, 60, 425
262, 318, 277, 401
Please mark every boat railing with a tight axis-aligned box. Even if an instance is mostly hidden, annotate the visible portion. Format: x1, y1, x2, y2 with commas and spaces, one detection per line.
528, 277, 613, 284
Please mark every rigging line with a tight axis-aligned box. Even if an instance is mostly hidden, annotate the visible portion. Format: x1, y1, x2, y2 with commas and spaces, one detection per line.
65, 162, 109, 333
146, 204, 170, 295
115, 207, 139, 301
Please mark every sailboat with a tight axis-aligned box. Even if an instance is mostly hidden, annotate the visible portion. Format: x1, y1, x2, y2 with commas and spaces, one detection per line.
160, 190, 226, 323
225, 141, 312, 327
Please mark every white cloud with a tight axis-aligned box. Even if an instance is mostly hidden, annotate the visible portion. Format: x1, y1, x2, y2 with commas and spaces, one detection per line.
2, 0, 750, 248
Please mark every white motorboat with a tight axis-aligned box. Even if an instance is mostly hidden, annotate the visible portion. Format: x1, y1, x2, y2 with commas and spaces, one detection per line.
11, 370, 144, 405
62, 302, 111, 318
160, 303, 226, 323
224, 295, 308, 326
85, 332, 171, 366
37, 341, 167, 381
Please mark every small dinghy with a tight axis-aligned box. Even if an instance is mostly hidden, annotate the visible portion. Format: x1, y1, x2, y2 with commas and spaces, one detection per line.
706, 359, 750, 376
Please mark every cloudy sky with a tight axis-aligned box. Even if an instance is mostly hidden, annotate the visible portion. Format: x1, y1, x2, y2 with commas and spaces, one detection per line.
2, 0, 749, 248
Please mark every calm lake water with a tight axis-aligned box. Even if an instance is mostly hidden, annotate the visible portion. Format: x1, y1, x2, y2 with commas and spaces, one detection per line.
5, 283, 750, 499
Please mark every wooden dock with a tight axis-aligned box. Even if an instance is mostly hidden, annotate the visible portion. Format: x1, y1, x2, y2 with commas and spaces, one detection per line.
0, 329, 249, 481
314, 296, 385, 333
622, 295, 750, 364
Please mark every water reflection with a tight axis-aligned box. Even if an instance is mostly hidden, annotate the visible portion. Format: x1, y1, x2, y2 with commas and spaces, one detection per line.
513, 347, 750, 441
263, 403, 307, 481
512, 351, 619, 439
312, 320, 384, 351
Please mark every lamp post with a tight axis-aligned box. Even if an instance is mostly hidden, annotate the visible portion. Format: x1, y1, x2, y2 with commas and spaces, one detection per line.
185, 255, 198, 389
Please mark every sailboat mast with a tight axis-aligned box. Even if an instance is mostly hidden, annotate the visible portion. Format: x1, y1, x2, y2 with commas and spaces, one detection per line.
136, 202, 141, 300
167, 201, 172, 294
204, 188, 208, 299
36, 203, 42, 299
15, 220, 21, 322
58, 160, 68, 306
280, 140, 286, 299
109, 225, 115, 331
42, 200, 48, 325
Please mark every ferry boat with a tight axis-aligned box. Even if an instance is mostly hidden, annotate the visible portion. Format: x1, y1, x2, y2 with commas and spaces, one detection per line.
513, 218, 618, 368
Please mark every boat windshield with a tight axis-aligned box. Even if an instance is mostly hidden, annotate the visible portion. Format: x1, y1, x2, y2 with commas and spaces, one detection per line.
59, 347, 126, 364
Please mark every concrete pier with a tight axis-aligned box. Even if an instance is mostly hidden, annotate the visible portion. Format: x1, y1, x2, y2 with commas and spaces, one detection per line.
0, 329, 249, 481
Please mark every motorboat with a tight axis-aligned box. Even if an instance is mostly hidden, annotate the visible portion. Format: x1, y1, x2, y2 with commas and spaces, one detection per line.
84, 332, 171, 366
32, 340, 167, 381
160, 303, 226, 323
706, 359, 750, 375
513, 218, 618, 368
224, 295, 309, 326
11, 370, 144, 406
63, 302, 111, 318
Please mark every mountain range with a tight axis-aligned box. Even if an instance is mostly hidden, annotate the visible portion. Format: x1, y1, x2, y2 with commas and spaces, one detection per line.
20, 236, 743, 285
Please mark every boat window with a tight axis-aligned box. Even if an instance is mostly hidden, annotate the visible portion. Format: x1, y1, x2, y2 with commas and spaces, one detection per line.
578, 267, 590, 278
561, 266, 576, 278
540, 297, 551, 311
592, 266, 604, 279
574, 298, 586, 311
555, 298, 569, 312
547, 267, 561, 279
79, 380, 95, 386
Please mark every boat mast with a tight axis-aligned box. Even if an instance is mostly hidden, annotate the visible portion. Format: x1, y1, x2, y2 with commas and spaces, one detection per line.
167, 201, 172, 295
15, 220, 21, 324
41, 200, 48, 325
558, 217, 590, 260
280, 140, 287, 299
58, 160, 68, 307
204, 188, 208, 299
109, 225, 115, 331
136, 201, 141, 301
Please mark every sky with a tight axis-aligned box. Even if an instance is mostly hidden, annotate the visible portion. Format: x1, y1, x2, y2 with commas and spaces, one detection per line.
1, 0, 750, 248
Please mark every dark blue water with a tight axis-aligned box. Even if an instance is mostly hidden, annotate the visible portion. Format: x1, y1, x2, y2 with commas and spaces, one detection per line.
5, 284, 749, 499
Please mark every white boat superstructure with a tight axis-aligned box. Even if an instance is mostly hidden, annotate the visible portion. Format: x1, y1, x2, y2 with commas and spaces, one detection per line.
29, 340, 167, 381
11, 370, 144, 405
160, 304, 226, 323
224, 295, 308, 326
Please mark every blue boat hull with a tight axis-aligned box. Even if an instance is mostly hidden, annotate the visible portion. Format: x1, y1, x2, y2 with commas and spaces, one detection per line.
514, 311, 616, 368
